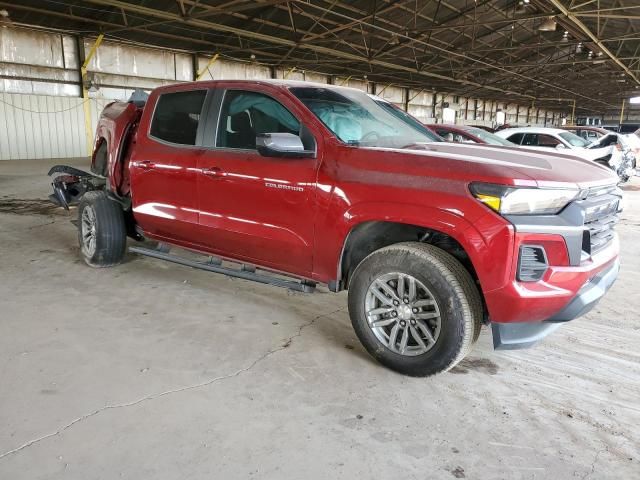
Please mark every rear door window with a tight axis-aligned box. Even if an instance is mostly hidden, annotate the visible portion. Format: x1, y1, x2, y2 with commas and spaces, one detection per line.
150, 90, 207, 145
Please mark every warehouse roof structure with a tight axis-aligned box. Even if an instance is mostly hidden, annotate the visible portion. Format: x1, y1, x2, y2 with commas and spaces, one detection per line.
2, 0, 639, 114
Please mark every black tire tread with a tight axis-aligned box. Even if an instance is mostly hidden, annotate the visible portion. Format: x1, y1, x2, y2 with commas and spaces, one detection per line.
77, 191, 126, 267
349, 241, 483, 376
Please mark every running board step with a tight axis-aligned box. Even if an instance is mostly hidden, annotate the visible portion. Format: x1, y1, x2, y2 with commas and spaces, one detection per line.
129, 246, 316, 293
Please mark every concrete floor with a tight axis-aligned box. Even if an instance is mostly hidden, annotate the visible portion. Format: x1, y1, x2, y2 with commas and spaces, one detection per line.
0, 158, 639, 480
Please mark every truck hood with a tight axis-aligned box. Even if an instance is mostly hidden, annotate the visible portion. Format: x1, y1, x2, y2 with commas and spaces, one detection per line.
383, 142, 618, 189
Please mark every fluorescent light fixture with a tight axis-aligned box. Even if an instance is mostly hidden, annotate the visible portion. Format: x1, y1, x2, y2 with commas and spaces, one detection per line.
539, 17, 557, 31
630, 97, 640, 104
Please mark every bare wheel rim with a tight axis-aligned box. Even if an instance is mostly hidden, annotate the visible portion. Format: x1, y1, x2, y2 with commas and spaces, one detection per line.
364, 272, 441, 356
81, 205, 97, 257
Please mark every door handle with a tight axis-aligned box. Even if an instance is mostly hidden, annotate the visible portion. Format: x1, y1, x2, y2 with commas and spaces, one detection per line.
138, 160, 155, 170
201, 166, 226, 178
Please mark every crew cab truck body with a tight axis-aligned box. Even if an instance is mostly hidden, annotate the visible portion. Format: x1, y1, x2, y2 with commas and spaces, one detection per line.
49, 80, 622, 377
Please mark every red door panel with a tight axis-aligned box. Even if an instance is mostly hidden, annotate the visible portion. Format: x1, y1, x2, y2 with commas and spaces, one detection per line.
129, 87, 209, 247
130, 141, 202, 244
196, 150, 317, 275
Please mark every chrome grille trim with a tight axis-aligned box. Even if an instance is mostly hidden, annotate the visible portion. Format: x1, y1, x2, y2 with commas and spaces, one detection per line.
582, 184, 621, 255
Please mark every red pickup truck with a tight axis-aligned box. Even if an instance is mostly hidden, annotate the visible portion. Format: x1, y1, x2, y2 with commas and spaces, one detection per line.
49, 80, 622, 377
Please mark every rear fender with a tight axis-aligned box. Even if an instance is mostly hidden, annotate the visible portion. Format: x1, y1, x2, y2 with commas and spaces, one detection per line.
92, 101, 141, 194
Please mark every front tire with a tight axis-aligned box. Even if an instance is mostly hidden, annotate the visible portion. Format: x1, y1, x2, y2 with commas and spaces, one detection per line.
77, 191, 126, 267
347, 242, 483, 377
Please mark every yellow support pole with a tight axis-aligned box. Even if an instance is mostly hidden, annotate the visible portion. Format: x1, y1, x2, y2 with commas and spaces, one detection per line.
196, 53, 219, 80
571, 99, 576, 125
283, 66, 296, 79
338, 75, 352, 86
81, 34, 104, 156
619, 98, 625, 126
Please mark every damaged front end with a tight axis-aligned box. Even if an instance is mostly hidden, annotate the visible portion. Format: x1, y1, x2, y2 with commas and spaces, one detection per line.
48, 165, 106, 210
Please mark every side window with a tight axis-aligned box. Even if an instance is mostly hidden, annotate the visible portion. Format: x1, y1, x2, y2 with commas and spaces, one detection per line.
216, 90, 300, 150
521, 133, 539, 146
507, 133, 525, 144
458, 133, 477, 143
150, 90, 207, 145
537, 134, 561, 148
436, 130, 452, 141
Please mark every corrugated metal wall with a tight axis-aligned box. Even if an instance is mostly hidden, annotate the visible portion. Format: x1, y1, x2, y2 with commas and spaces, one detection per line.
0, 92, 114, 160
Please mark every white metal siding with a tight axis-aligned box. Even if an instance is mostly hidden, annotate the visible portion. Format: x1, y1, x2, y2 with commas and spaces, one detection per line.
0, 92, 115, 160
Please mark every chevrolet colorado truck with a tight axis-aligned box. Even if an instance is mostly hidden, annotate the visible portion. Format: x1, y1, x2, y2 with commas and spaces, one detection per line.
49, 80, 622, 377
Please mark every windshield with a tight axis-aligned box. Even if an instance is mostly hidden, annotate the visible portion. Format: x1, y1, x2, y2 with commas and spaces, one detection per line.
558, 131, 589, 148
289, 87, 441, 148
464, 127, 514, 146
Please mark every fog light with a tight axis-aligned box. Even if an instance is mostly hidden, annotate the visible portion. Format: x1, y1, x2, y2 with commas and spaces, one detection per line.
518, 245, 548, 282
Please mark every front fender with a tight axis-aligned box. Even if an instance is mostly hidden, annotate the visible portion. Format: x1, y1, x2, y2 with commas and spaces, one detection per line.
313, 201, 515, 295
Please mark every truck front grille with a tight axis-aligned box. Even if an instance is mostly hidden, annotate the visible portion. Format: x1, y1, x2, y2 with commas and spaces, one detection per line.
582, 186, 621, 255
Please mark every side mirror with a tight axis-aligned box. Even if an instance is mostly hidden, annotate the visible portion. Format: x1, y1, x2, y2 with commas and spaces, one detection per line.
256, 133, 315, 158
555, 143, 567, 149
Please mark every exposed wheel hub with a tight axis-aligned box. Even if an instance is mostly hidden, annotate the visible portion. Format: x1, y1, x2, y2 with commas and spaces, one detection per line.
398, 305, 412, 320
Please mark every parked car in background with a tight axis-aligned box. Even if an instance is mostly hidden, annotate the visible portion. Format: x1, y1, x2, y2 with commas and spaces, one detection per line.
468, 125, 495, 133
561, 125, 609, 142
494, 123, 527, 132
496, 127, 634, 183
624, 129, 640, 164
563, 127, 637, 182
427, 124, 515, 146
618, 123, 640, 134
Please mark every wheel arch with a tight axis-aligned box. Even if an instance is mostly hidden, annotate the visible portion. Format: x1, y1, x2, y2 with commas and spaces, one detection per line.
327, 202, 494, 293
337, 219, 480, 290
91, 136, 110, 177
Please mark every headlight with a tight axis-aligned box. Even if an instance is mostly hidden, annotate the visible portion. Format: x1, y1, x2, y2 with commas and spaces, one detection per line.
470, 183, 579, 215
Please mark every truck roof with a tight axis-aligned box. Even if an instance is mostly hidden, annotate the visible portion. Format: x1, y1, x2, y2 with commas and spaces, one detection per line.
154, 78, 361, 94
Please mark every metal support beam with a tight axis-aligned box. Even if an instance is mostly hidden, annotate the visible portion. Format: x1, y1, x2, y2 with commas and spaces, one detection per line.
80, 34, 104, 156
73, 0, 620, 108
196, 53, 219, 80
547, 0, 640, 86
376, 83, 393, 95
283, 66, 296, 79
338, 75, 352, 86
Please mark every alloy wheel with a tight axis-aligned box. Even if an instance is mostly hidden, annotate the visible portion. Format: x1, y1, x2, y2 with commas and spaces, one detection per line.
364, 272, 441, 356
81, 205, 97, 257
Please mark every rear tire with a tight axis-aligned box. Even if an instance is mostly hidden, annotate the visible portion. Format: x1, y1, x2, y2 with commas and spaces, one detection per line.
347, 242, 483, 377
77, 191, 126, 267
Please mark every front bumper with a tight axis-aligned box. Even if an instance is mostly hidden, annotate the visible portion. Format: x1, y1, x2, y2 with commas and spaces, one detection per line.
491, 258, 619, 349
485, 185, 621, 350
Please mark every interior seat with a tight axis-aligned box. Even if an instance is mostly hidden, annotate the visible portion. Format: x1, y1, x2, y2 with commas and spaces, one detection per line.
227, 111, 256, 149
